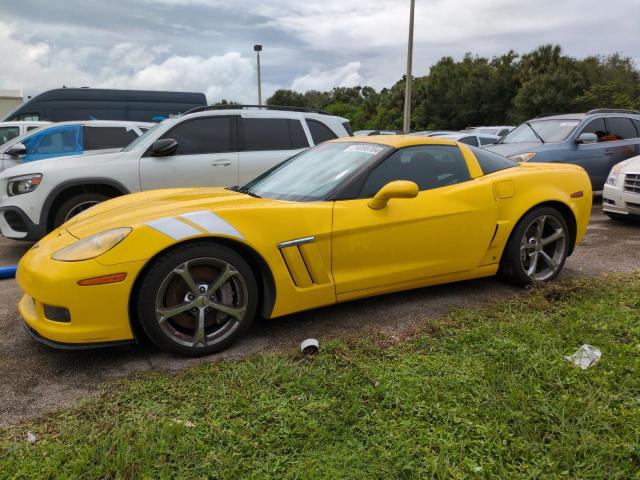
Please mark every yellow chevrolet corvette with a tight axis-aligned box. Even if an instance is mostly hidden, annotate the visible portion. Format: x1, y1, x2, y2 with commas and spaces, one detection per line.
17, 136, 592, 355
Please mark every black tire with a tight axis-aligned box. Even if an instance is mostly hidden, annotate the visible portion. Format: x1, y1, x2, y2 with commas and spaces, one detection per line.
53, 192, 110, 228
136, 242, 258, 356
605, 211, 639, 223
499, 206, 570, 286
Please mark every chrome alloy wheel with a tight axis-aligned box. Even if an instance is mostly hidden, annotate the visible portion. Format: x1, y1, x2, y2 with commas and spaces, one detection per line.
65, 200, 101, 222
520, 214, 566, 281
154, 258, 248, 348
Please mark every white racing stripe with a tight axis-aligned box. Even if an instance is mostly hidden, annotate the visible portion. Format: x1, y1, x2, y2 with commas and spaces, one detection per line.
146, 210, 244, 241
146, 217, 200, 240
180, 210, 244, 239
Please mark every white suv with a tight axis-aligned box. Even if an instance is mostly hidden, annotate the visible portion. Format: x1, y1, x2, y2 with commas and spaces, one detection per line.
0, 106, 351, 240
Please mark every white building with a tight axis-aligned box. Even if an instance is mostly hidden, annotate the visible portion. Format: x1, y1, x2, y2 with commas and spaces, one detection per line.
0, 90, 23, 118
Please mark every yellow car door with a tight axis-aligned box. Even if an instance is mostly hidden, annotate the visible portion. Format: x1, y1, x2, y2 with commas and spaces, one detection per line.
331, 144, 498, 296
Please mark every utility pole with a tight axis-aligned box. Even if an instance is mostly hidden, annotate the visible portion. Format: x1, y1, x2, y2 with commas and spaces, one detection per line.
403, 0, 415, 132
254, 44, 263, 105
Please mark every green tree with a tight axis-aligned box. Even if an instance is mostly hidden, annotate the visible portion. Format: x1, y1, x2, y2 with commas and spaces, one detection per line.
266, 45, 640, 131
509, 45, 588, 122
267, 89, 307, 107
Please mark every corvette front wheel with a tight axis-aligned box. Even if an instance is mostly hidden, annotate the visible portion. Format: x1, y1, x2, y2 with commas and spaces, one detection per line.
500, 206, 570, 286
136, 242, 258, 356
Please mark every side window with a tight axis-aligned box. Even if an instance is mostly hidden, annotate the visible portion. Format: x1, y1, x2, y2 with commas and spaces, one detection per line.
360, 145, 470, 197
26, 126, 40, 132
498, 128, 510, 136
632, 119, 640, 136
161, 117, 233, 155
84, 127, 139, 150
0, 127, 20, 144
468, 146, 517, 175
457, 136, 479, 146
17, 113, 39, 121
479, 136, 496, 145
239, 118, 309, 151
22, 125, 82, 160
606, 117, 637, 140
307, 119, 338, 144
580, 118, 607, 142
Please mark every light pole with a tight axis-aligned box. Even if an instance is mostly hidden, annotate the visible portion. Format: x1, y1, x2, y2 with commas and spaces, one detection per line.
403, 0, 415, 132
254, 44, 263, 106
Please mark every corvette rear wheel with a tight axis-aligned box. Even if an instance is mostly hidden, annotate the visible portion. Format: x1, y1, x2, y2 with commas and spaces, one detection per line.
500, 206, 570, 286
137, 242, 258, 356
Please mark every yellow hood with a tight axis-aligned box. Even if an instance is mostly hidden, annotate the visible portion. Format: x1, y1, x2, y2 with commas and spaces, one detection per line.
65, 187, 274, 239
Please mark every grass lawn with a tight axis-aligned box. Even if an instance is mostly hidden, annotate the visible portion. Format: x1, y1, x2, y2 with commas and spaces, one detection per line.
1, 275, 640, 479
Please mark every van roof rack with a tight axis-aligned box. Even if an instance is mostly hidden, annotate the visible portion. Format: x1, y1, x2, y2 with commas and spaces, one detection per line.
182, 104, 332, 116
586, 108, 640, 115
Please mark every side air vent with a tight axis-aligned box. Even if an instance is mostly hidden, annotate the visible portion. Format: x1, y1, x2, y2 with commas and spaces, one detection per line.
278, 237, 329, 288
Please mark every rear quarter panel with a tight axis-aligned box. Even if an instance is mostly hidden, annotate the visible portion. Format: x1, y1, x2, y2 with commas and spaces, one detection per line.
483, 163, 592, 262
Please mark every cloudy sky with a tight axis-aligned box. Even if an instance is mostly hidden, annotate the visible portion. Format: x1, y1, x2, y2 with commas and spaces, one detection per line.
0, 0, 638, 103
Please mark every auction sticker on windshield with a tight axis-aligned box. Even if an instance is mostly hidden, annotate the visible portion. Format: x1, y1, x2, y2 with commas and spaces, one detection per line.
344, 144, 385, 155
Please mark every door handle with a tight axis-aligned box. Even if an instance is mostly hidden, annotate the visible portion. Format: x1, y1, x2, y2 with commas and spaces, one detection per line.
604, 150, 613, 156
212, 160, 232, 166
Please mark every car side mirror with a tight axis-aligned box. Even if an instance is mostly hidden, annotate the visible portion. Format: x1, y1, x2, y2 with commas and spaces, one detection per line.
576, 133, 598, 144
6, 143, 26, 157
150, 139, 178, 157
368, 180, 419, 210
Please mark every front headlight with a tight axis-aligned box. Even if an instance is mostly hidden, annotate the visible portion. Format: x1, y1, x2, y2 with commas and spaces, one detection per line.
52, 227, 132, 262
507, 152, 536, 163
7, 174, 42, 196
606, 164, 623, 186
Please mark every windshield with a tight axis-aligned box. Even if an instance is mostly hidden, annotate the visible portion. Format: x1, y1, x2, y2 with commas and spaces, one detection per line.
500, 119, 580, 144
123, 121, 166, 151
241, 142, 391, 201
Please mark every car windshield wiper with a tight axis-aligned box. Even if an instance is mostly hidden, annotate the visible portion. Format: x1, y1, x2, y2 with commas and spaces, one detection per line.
225, 185, 261, 198
525, 122, 545, 143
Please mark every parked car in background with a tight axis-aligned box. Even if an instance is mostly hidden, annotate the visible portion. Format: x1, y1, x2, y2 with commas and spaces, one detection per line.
353, 130, 402, 136
471, 125, 515, 137
0, 121, 153, 172
484, 109, 640, 190
0, 121, 51, 145
0, 106, 351, 240
412, 130, 459, 137
432, 132, 501, 147
2, 88, 207, 123
602, 155, 640, 220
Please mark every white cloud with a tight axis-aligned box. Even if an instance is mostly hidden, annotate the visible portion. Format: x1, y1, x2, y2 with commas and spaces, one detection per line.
291, 62, 364, 92
0, 22, 279, 103
0, 0, 639, 103
100, 51, 263, 103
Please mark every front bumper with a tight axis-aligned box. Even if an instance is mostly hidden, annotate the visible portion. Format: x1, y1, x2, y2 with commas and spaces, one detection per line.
0, 206, 47, 241
22, 317, 134, 350
602, 181, 640, 217
17, 231, 146, 347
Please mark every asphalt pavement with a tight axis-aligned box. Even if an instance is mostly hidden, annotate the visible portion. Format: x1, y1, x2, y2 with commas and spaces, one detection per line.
1, 204, 638, 426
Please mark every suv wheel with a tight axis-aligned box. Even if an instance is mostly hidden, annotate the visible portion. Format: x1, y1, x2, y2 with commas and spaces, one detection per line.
53, 192, 110, 228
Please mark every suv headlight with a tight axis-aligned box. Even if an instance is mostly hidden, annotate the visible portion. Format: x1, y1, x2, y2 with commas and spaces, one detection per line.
52, 228, 132, 262
606, 164, 624, 186
507, 152, 536, 163
7, 174, 42, 196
